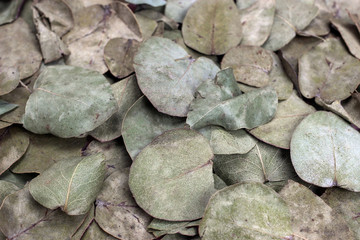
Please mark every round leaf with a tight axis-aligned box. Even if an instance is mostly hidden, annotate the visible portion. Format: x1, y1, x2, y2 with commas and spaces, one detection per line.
221, 45, 273, 87
199, 183, 293, 240
23, 65, 118, 138
290, 111, 360, 191
129, 129, 215, 221
133, 36, 219, 117
29, 153, 106, 215
122, 96, 185, 159
250, 91, 316, 149
298, 38, 360, 103
182, 0, 242, 55
164, 0, 197, 23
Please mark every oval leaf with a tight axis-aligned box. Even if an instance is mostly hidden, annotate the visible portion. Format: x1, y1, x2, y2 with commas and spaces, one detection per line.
199, 182, 293, 240
129, 129, 215, 221
23, 65, 118, 138
29, 153, 106, 215
290, 111, 360, 191
133, 36, 219, 117
182, 0, 242, 55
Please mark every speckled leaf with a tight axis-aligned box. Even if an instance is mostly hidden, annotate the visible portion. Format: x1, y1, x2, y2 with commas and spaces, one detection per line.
0, 0, 22, 25
268, 52, 293, 100
262, 0, 318, 51
298, 38, 360, 103
315, 97, 360, 128
0, 187, 87, 240
0, 180, 19, 204
325, 0, 360, 24
222, 46, 272, 87
213, 174, 227, 190
322, 188, 360, 239
331, 18, 360, 59
71, 205, 95, 240
29, 153, 106, 215
199, 183, 293, 240
239, 0, 275, 46
126, 0, 166, 7
122, 96, 185, 159
0, 18, 42, 94
280, 180, 354, 240
0, 127, 29, 175
250, 91, 315, 149
0, 100, 17, 116
82, 140, 132, 177
133, 37, 219, 117
82, 221, 118, 240
0, 87, 31, 124
300, 0, 331, 36
187, 77, 278, 130
32, 7, 70, 63
165, 0, 197, 23
95, 168, 153, 240
210, 126, 256, 155
291, 111, 360, 191
213, 141, 296, 191
63, 3, 142, 73
11, 133, 87, 174
129, 129, 215, 221
23, 66, 118, 138
90, 75, 142, 142
104, 39, 140, 79
182, 0, 242, 55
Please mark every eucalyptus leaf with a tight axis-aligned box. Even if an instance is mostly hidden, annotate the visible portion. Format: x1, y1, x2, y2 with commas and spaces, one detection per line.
182, 0, 242, 55
221, 45, 273, 87
298, 38, 360, 103
0, 0, 22, 25
279, 180, 354, 240
136, 10, 179, 30
90, 75, 142, 142
325, 0, 360, 24
0, 18, 42, 95
29, 153, 106, 215
262, 0, 318, 51
71, 205, 95, 240
122, 96, 185, 159
187, 72, 278, 130
0, 127, 29, 175
300, 0, 331, 36
0, 121, 11, 130
23, 65, 118, 138
63, 3, 142, 73
148, 219, 199, 237
213, 141, 296, 191
239, 0, 275, 46
209, 126, 256, 155
134, 13, 158, 40
133, 36, 219, 117
213, 174, 227, 190
0, 187, 86, 240
95, 168, 154, 240
322, 188, 360, 239
250, 91, 316, 149
83, 140, 132, 177
199, 183, 293, 240
331, 18, 360, 59
11, 133, 87, 174
82, 221, 118, 240
129, 129, 215, 221
0, 87, 30, 124
290, 111, 360, 191
165, 0, 197, 23
0, 100, 17, 116
0, 180, 19, 204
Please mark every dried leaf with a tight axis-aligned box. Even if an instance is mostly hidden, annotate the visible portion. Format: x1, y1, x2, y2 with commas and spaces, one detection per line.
331, 18, 360, 59
129, 129, 215, 221
291, 111, 360, 191
0, 180, 19, 204
23, 65, 118, 138
29, 153, 106, 215
82, 221, 118, 240
182, 0, 242, 55
133, 36, 219, 117
0, 87, 30, 124
0, 100, 17, 116
125, 0, 166, 7
165, 0, 197, 23
199, 183, 293, 240
0, 0, 23, 25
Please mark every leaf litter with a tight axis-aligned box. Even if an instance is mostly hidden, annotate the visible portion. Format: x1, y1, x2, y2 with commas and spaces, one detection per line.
1, 0, 360, 239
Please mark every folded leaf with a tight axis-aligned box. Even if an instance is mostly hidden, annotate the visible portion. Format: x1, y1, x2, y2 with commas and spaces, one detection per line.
0, 99, 17, 116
